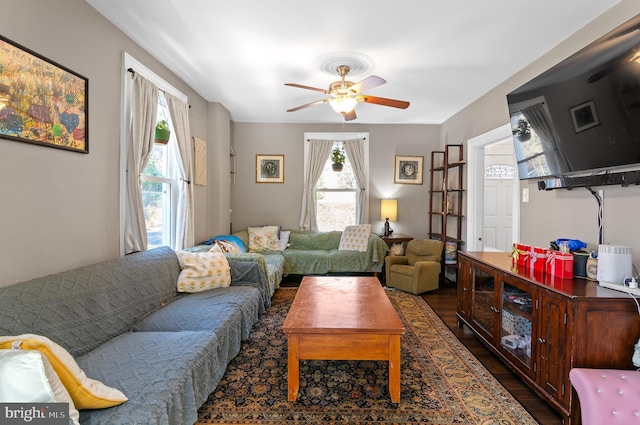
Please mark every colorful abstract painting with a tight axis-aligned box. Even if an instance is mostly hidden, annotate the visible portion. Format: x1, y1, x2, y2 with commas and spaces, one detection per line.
0, 35, 88, 153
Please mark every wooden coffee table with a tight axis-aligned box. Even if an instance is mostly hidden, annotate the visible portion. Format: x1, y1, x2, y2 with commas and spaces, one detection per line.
283, 276, 405, 403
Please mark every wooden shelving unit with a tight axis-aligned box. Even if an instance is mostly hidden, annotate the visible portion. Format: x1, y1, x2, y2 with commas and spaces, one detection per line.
428, 144, 465, 282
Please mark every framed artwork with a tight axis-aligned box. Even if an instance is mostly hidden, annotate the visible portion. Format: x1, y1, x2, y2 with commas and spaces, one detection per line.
256, 154, 284, 183
0, 35, 88, 153
394, 155, 423, 185
570, 100, 599, 133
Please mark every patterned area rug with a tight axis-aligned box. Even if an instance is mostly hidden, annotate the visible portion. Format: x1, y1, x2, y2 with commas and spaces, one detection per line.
196, 288, 538, 424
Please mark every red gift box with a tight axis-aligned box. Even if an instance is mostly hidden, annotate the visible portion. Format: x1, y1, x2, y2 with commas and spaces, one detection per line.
545, 251, 573, 279
512, 243, 531, 268
530, 246, 548, 272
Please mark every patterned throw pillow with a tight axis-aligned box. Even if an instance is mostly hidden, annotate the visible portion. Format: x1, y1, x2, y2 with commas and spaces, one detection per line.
247, 225, 280, 252
338, 224, 372, 252
176, 251, 231, 293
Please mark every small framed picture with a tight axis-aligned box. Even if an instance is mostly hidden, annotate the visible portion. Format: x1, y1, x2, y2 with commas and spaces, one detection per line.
570, 100, 600, 133
256, 154, 284, 183
394, 155, 423, 185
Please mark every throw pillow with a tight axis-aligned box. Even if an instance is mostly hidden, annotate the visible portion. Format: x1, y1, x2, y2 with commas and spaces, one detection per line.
0, 335, 128, 410
278, 230, 291, 251
0, 349, 80, 425
338, 224, 372, 252
176, 251, 231, 293
247, 225, 280, 251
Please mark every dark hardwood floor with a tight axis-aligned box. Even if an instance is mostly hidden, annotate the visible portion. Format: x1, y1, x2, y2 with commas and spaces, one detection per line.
421, 280, 563, 425
281, 275, 563, 425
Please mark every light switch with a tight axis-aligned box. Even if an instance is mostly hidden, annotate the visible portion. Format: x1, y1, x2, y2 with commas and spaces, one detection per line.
522, 188, 529, 203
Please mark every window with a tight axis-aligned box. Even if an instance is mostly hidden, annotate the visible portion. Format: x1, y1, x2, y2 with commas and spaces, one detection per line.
315, 142, 357, 231
120, 53, 190, 255
140, 93, 180, 248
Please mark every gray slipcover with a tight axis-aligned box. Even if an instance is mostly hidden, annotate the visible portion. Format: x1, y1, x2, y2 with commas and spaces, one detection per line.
0, 246, 271, 425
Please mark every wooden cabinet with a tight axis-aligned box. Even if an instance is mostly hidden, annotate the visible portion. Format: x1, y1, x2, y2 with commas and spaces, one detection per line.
457, 255, 473, 321
429, 144, 465, 283
457, 251, 640, 425
538, 289, 571, 407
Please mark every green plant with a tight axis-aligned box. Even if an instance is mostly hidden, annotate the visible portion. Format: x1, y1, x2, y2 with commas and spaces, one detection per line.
156, 120, 170, 132
331, 147, 346, 164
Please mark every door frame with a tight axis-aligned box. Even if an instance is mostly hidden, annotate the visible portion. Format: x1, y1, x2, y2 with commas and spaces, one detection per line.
466, 124, 520, 251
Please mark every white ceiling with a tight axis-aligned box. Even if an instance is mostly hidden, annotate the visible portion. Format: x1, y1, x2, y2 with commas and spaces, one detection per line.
86, 0, 619, 124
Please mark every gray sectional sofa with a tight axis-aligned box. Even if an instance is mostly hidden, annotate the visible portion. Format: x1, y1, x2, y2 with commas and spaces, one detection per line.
0, 246, 271, 425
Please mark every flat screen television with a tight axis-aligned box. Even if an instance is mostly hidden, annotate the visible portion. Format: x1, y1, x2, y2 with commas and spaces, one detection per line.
507, 13, 640, 181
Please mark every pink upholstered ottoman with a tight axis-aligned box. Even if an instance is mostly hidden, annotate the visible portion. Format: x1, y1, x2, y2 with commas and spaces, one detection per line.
569, 368, 640, 425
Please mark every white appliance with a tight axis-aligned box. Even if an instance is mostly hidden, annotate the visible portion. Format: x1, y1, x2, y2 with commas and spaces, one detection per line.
597, 244, 634, 294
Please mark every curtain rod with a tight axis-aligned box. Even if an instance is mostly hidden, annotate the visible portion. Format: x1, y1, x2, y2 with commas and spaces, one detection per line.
306, 137, 367, 141
127, 68, 191, 109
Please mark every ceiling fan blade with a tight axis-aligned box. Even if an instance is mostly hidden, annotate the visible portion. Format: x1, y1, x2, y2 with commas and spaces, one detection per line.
286, 99, 329, 112
350, 75, 386, 94
284, 83, 329, 94
360, 95, 410, 109
343, 109, 357, 121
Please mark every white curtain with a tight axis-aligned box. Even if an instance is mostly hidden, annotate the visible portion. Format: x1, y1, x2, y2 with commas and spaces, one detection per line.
299, 139, 334, 231
124, 74, 158, 254
342, 138, 369, 224
166, 93, 194, 250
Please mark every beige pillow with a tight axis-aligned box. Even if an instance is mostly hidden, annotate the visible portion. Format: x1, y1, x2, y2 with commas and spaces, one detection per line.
176, 251, 231, 292
338, 224, 372, 252
247, 225, 280, 251
0, 335, 127, 410
0, 349, 80, 424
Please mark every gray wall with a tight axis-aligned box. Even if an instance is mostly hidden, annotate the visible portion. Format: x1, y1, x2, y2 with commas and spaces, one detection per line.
230, 123, 440, 237
0, 0, 226, 286
441, 0, 640, 265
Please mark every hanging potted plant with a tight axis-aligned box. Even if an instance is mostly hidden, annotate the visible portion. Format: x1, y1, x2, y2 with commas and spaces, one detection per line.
512, 118, 532, 142
331, 147, 346, 171
155, 120, 171, 144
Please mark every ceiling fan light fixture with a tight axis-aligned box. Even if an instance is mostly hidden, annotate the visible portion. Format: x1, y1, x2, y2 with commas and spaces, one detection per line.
329, 96, 357, 114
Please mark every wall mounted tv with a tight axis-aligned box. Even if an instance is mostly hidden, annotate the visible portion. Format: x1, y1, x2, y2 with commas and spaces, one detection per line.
507, 13, 640, 184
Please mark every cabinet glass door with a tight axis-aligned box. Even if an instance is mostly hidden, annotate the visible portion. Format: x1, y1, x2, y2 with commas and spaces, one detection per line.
471, 263, 496, 339
500, 278, 534, 371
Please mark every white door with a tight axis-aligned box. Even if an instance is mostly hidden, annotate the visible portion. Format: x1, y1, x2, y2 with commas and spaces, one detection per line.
484, 173, 514, 251
466, 125, 520, 252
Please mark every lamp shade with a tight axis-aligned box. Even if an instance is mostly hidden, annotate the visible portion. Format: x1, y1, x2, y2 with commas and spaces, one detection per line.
380, 199, 398, 222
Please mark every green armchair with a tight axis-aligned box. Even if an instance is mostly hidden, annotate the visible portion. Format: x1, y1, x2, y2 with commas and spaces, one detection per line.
385, 239, 444, 294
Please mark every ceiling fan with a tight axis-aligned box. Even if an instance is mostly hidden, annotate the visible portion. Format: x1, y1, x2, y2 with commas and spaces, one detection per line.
285, 65, 410, 121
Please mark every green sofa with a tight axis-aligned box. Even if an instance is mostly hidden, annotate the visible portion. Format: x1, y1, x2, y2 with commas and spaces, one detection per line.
189, 230, 388, 290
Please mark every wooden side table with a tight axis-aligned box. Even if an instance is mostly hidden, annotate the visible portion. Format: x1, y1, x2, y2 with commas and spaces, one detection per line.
381, 233, 413, 245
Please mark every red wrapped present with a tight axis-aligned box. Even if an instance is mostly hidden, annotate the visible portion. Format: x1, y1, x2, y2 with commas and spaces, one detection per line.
511, 243, 531, 268
530, 246, 548, 272
545, 250, 573, 279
